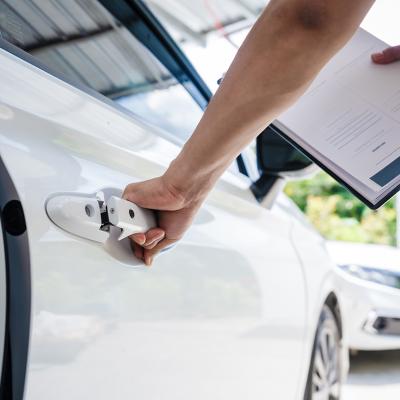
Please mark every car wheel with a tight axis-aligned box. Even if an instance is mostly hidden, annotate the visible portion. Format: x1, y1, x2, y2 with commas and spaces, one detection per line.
305, 305, 342, 400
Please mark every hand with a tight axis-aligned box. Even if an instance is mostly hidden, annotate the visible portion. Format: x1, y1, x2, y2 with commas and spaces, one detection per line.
122, 174, 202, 266
371, 45, 400, 64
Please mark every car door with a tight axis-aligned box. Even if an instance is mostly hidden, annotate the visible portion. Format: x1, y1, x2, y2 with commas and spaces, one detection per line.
0, 1, 308, 399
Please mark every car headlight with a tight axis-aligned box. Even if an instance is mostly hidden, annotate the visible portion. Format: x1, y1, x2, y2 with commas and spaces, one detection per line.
338, 264, 400, 289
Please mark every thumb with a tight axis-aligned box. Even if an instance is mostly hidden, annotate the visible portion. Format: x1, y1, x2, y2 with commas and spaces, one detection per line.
122, 178, 182, 211
122, 180, 164, 209
372, 45, 400, 64
122, 181, 148, 206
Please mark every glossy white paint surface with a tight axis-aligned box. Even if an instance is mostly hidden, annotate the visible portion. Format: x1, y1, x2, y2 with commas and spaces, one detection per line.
328, 241, 400, 350
0, 48, 338, 399
327, 241, 400, 273
288, 222, 349, 391
337, 274, 400, 350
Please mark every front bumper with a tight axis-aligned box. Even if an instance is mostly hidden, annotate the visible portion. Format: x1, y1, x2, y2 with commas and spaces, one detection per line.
364, 310, 400, 336
337, 270, 400, 351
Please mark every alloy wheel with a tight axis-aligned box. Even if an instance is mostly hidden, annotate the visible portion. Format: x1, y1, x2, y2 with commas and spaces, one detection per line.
311, 307, 341, 400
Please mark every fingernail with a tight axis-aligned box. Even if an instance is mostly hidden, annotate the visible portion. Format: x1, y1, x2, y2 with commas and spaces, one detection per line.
145, 233, 165, 247
145, 241, 158, 250
371, 52, 384, 62
145, 239, 156, 248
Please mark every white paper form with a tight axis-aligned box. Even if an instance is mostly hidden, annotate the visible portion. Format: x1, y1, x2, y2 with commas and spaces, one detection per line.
275, 29, 400, 203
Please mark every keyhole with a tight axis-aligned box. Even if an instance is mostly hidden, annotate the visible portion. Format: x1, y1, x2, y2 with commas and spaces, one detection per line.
85, 204, 94, 217
129, 209, 135, 219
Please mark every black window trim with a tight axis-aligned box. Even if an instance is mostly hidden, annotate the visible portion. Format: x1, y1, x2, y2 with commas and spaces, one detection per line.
114, 0, 212, 109
0, 157, 31, 400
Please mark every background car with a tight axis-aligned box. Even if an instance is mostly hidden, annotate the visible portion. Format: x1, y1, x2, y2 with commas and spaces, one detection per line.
0, 1, 347, 399
327, 241, 400, 351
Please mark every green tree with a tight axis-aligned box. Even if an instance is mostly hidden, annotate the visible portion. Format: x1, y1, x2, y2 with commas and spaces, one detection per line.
284, 171, 397, 245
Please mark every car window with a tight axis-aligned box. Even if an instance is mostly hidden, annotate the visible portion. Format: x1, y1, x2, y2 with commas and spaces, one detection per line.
144, 1, 258, 176
0, 0, 203, 143
144, 1, 257, 92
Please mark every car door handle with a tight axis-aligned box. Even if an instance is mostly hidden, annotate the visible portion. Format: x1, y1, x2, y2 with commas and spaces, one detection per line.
46, 192, 156, 243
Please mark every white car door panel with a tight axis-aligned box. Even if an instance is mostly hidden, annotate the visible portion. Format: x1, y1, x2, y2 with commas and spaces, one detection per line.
0, 48, 308, 400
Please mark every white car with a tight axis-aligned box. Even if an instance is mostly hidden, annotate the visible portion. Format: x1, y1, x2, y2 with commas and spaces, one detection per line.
0, 1, 346, 400
327, 240, 400, 351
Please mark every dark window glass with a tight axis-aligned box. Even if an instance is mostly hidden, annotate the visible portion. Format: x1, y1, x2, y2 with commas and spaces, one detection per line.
0, 0, 202, 142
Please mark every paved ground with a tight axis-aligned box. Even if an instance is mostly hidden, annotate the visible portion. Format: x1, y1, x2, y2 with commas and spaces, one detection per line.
343, 350, 400, 399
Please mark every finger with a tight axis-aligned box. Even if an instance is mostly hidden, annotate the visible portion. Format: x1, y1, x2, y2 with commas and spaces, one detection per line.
130, 232, 146, 245
135, 245, 144, 261
122, 183, 137, 200
122, 182, 149, 208
122, 180, 159, 209
144, 238, 163, 250
143, 228, 165, 247
372, 45, 400, 64
131, 241, 144, 261
143, 238, 178, 266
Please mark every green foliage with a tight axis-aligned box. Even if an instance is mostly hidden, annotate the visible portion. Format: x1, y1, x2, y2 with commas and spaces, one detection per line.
284, 171, 397, 245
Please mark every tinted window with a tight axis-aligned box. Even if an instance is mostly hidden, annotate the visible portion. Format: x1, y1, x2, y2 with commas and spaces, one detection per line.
0, 0, 203, 142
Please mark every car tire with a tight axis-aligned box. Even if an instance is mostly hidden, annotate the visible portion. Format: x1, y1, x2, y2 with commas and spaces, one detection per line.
304, 305, 342, 400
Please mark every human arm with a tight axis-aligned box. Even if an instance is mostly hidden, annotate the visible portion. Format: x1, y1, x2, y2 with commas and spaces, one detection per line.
124, 0, 375, 265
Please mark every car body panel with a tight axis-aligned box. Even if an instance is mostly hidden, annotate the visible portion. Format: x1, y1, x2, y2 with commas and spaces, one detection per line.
336, 271, 400, 350
289, 223, 350, 393
0, 47, 311, 400
328, 241, 400, 273
327, 241, 400, 350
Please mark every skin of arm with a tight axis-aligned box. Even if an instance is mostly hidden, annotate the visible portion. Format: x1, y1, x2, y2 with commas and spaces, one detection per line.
123, 0, 376, 265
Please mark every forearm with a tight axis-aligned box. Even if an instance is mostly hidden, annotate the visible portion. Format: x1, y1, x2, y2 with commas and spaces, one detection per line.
167, 0, 374, 203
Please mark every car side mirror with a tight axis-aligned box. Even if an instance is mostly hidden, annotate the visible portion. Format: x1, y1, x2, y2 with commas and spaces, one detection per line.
251, 124, 317, 205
